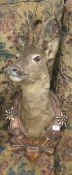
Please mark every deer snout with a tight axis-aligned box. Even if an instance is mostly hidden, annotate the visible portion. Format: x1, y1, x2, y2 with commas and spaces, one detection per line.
4, 65, 25, 82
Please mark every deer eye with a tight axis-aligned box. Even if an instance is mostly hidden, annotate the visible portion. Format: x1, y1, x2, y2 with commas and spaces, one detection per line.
32, 55, 41, 62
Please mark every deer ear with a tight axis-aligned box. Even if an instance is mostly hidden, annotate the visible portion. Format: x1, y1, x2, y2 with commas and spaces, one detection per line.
42, 40, 48, 51
34, 18, 60, 79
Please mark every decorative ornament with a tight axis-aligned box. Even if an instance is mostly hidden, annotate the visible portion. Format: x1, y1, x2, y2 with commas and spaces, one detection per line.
5, 106, 16, 121
52, 112, 68, 131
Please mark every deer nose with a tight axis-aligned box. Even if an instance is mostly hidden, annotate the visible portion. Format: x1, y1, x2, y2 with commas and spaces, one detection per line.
11, 67, 22, 76
4, 65, 22, 77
